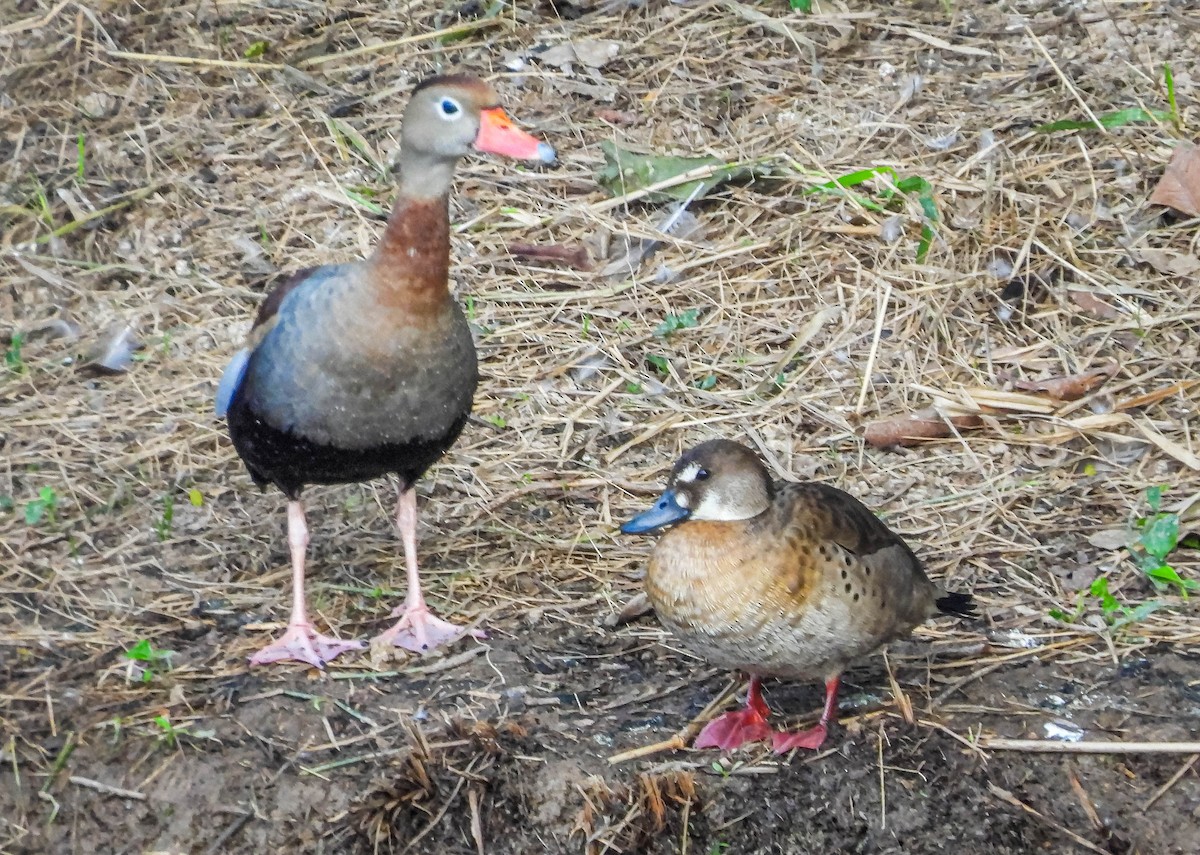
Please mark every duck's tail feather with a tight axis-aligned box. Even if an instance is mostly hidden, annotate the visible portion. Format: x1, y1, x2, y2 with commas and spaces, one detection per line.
935, 590, 977, 619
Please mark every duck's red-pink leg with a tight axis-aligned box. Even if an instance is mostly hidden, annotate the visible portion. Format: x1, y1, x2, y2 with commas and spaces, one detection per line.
694, 676, 774, 751
373, 487, 485, 653
249, 501, 365, 668
772, 675, 841, 753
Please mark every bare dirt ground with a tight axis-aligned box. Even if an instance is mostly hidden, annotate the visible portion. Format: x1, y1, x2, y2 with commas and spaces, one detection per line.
3, 1, 1200, 853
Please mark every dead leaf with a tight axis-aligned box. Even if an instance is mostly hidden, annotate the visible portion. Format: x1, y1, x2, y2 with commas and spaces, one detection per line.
534, 40, 621, 72
1085, 529, 1129, 551
595, 108, 638, 125
1136, 248, 1200, 279
84, 323, 141, 374
1148, 142, 1200, 217
1012, 364, 1118, 401
596, 140, 769, 203
507, 242, 592, 271
863, 409, 983, 448
1067, 288, 1123, 320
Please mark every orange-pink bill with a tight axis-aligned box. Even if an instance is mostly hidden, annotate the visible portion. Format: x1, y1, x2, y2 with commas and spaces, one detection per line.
474, 107, 556, 163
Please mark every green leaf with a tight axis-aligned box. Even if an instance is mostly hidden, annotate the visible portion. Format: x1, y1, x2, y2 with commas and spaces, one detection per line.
1140, 513, 1180, 560
1164, 63, 1178, 127
187, 488, 204, 507
482, 414, 507, 429
1035, 108, 1171, 133
1145, 485, 1163, 512
789, 0, 813, 10
342, 187, 384, 215
807, 166, 896, 194
24, 500, 45, 526
125, 639, 153, 661
0, 495, 13, 512
654, 308, 701, 337
645, 353, 671, 375
695, 374, 717, 391
596, 140, 767, 203
1048, 608, 1070, 622
895, 175, 934, 196
625, 382, 643, 394
243, 40, 268, 59
1146, 563, 1184, 586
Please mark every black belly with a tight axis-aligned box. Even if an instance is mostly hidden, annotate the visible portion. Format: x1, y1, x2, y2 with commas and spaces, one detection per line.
226, 395, 469, 499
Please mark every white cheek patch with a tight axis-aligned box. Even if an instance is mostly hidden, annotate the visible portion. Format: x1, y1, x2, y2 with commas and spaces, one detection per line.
692, 489, 747, 522
676, 462, 702, 483
675, 491, 691, 509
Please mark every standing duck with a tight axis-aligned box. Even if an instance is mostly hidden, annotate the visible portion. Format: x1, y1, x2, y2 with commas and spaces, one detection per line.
216, 74, 556, 669
621, 439, 975, 752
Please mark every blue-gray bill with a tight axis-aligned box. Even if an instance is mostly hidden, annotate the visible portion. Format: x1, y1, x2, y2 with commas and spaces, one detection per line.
620, 489, 690, 534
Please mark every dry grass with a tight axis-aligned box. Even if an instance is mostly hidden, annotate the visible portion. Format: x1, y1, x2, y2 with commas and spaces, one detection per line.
2, 0, 1199, 852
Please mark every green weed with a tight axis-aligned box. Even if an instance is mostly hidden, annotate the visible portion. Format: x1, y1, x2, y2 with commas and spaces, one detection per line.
124, 639, 175, 683
1036, 107, 1171, 134
153, 714, 185, 747
75, 133, 86, 182
155, 492, 174, 541
804, 167, 939, 261
1163, 63, 1180, 131
1133, 486, 1197, 594
5, 333, 25, 373
25, 487, 57, 526
654, 308, 701, 337
645, 353, 671, 375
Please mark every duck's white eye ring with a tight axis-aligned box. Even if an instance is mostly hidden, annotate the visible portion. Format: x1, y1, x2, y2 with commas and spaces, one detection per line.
438, 97, 463, 119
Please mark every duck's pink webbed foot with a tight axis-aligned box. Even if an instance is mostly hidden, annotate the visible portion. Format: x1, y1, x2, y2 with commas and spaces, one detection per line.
249, 621, 364, 669
771, 675, 842, 755
374, 603, 485, 653
771, 723, 829, 753
694, 676, 773, 750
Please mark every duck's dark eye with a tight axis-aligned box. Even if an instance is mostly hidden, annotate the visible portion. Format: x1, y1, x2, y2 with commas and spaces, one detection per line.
439, 98, 461, 117
696, 469, 710, 481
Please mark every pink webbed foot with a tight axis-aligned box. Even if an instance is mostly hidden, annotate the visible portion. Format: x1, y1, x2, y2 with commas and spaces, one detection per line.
248, 622, 365, 669
694, 706, 773, 751
771, 722, 829, 754
373, 604, 486, 654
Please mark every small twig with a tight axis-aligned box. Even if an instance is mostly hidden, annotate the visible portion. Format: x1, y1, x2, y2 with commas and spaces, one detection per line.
856, 279, 891, 415
67, 776, 146, 800
1024, 26, 1109, 136
987, 783, 1109, 855
981, 739, 1200, 754
204, 811, 253, 855
296, 18, 503, 68
106, 49, 285, 71
1143, 754, 1199, 810
607, 679, 740, 765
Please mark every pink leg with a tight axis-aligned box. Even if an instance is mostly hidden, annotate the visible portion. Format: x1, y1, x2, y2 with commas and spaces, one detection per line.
373, 487, 485, 653
694, 676, 774, 751
772, 675, 841, 753
249, 501, 364, 668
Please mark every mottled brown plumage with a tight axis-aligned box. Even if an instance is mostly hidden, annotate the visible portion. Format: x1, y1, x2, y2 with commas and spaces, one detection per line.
622, 439, 975, 753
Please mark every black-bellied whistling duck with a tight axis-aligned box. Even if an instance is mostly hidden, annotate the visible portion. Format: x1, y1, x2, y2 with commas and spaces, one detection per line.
621, 439, 975, 752
216, 74, 556, 668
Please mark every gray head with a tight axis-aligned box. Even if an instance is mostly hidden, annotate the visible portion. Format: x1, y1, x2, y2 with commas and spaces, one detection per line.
401, 74, 556, 165
621, 439, 773, 534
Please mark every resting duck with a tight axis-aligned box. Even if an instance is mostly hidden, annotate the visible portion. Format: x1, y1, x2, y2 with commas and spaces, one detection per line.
621, 439, 975, 752
216, 74, 556, 669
